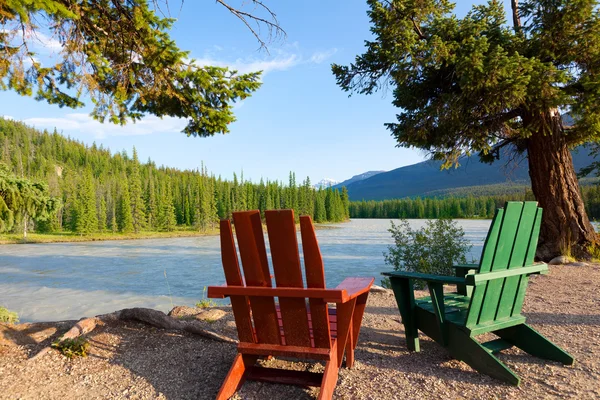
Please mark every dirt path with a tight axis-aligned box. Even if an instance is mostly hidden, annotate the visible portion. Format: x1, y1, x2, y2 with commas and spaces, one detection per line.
1, 264, 599, 399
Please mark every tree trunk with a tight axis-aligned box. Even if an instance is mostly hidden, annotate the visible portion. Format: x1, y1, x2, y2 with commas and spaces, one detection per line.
526, 109, 598, 260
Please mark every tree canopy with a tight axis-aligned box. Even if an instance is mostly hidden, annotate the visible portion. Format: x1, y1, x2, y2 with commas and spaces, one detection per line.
0, 0, 283, 136
333, 0, 600, 165
332, 0, 600, 259
0, 162, 59, 233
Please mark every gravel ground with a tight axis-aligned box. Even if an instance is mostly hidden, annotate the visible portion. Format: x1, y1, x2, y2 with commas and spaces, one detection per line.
1, 264, 599, 399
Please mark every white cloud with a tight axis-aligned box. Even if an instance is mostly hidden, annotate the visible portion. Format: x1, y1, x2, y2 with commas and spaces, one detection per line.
309, 49, 338, 64
2, 28, 63, 54
22, 113, 186, 139
194, 53, 300, 75
1, 115, 14, 120
192, 46, 338, 77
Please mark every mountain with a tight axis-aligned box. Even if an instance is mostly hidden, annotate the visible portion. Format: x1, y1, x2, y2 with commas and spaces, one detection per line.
333, 171, 385, 189
343, 147, 596, 201
313, 178, 340, 189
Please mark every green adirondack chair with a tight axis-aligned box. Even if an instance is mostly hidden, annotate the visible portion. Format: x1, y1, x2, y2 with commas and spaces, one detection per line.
382, 201, 574, 386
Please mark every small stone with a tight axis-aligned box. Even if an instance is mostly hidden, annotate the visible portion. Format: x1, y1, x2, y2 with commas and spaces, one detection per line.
195, 309, 227, 321
548, 255, 572, 265
567, 262, 589, 267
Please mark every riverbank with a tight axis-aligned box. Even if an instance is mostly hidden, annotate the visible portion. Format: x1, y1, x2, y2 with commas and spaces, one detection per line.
0, 221, 343, 245
0, 229, 220, 245
0, 263, 598, 399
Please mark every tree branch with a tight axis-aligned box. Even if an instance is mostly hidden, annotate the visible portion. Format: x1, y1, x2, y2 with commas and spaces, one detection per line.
214, 0, 286, 51
511, 0, 522, 33
410, 15, 426, 40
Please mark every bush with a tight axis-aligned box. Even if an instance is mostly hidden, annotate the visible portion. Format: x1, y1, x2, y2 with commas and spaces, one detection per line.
51, 337, 90, 358
0, 306, 19, 324
382, 219, 472, 289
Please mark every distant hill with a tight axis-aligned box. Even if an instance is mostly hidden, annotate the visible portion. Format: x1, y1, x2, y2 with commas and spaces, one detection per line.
343, 147, 596, 201
333, 171, 385, 189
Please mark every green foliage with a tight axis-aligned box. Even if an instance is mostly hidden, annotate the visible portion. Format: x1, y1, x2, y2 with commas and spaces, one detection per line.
333, 0, 600, 163
0, 162, 59, 234
0, 306, 19, 324
0, 118, 350, 236
351, 185, 600, 221
384, 219, 472, 288
51, 337, 90, 359
196, 286, 217, 308
129, 148, 146, 234
333, 0, 600, 252
0, 0, 262, 136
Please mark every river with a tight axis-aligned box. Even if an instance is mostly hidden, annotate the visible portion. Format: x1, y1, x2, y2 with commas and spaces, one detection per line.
0, 219, 492, 322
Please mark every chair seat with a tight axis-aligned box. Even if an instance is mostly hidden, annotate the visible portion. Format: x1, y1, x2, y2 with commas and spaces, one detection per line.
251, 306, 338, 347
415, 292, 470, 325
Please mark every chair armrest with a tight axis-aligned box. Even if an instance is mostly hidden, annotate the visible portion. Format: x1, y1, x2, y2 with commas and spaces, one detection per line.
382, 271, 466, 285
207, 285, 358, 303
465, 263, 548, 285
335, 277, 374, 300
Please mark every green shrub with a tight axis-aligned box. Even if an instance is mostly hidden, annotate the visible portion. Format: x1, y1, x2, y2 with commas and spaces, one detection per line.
196, 286, 217, 308
0, 306, 19, 324
51, 337, 90, 358
383, 219, 472, 289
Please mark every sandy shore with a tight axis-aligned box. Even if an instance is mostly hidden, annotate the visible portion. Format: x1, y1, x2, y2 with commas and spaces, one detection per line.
1, 264, 599, 399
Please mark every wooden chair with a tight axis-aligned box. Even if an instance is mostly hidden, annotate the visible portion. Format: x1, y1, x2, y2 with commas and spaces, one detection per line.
383, 201, 574, 385
208, 209, 374, 399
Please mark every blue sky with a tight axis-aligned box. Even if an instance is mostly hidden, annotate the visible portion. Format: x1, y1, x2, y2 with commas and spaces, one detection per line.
1, 1, 497, 183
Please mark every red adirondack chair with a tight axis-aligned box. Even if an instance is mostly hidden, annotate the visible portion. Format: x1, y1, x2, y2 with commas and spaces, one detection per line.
208, 209, 374, 400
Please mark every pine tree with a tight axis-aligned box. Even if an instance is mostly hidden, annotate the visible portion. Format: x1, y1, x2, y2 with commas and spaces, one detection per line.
159, 179, 177, 232
118, 177, 134, 233
129, 148, 146, 233
98, 196, 107, 232
146, 175, 158, 229
74, 169, 98, 234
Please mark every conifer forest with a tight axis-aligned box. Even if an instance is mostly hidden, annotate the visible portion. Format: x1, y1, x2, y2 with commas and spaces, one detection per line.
0, 119, 350, 236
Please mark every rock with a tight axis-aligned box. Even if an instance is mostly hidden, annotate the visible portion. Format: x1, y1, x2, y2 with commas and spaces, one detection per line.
548, 255, 573, 265
370, 285, 391, 293
167, 306, 196, 318
195, 309, 227, 322
567, 262, 589, 267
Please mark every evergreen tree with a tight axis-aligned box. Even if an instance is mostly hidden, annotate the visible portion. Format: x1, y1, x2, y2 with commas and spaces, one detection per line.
333, 0, 600, 258
118, 177, 134, 233
74, 169, 98, 235
159, 179, 177, 232
98, 196, 107, 232
146, 175, 158, 229
129, 147, 146, 233
0, 1, 275, 137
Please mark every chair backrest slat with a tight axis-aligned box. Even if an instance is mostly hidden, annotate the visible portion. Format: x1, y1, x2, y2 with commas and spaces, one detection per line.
466, 202, 543, 328
265, 210, 311, 347
511, 206, 543, 316
219, 219, 255, 343
300, 215, 331, 348
495, 202, 538, 319
465, 208, 503, 327
232, 211, 280, 344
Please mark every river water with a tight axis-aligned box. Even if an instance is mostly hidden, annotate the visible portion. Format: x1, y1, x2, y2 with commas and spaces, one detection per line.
0, 219, 491, 322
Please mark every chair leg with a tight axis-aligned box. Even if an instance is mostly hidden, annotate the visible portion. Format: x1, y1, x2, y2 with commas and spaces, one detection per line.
335, 298, 356, 367
496, 323, 575, 365
318, 340, 339, 400
345, 327, 355, 368
216, 353, 259, 400
390, 277, 420, 351
447, 325, 521, 386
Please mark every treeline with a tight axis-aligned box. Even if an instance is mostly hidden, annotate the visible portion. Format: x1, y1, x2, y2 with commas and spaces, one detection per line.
351, 188, 600, 220
0, 119, 349, 235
